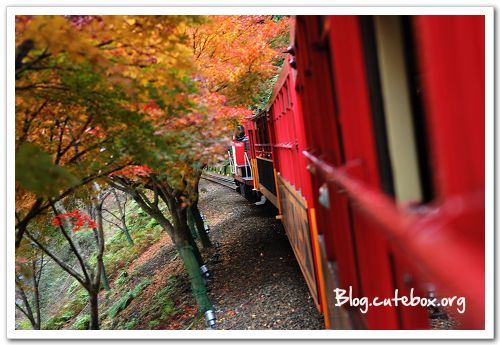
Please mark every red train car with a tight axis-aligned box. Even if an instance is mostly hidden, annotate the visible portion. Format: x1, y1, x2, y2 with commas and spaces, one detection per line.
233, 15, 485, 330
230, 120, 260, 201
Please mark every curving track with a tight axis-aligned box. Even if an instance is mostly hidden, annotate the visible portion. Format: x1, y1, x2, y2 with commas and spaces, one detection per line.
201, 172, 237, 190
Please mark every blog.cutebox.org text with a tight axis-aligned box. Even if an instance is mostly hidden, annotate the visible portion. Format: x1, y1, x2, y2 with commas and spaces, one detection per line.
334, 286, 465, 314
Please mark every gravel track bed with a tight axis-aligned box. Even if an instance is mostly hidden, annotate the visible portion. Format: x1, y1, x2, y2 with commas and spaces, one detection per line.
197, 180, 324, 330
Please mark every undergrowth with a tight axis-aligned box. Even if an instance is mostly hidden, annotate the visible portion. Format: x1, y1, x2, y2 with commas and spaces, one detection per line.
43, 200, 167, 330
108, 278, 151, 319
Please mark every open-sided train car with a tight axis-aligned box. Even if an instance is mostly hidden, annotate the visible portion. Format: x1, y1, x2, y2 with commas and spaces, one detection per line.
230, 120, 259, 201
232, 15, 485, 330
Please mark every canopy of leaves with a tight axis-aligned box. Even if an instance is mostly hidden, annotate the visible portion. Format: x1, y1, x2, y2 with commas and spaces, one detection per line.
15, 14, 289, 244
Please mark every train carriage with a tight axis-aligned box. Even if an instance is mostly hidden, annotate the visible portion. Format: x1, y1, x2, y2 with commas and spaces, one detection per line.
231, 14, 485, 330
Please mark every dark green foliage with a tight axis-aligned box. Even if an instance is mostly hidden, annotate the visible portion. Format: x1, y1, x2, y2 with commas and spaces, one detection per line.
148, 319, 160, 329
71, 315, 91, 330
16, 143, 78, 197
115, 270, 128, 287
108, 278, 150, 319
121, 318, 139, 330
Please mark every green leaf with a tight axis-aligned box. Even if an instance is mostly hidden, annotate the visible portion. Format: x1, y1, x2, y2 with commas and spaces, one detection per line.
16, 143, 79, 197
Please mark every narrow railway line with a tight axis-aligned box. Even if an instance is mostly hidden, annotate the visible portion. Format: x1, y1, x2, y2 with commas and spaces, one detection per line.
201, 172, 237, 190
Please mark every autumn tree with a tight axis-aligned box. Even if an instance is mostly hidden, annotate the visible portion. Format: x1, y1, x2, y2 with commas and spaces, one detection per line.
189, 15, 289, 106
15, 15, 289, 330
20, 185, 108, 329
101, 188, 134, 246
15, 15, 199, 249
15, 246, 47, 330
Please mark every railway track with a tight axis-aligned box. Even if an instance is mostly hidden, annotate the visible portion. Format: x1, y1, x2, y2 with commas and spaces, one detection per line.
201, 172, 237, 190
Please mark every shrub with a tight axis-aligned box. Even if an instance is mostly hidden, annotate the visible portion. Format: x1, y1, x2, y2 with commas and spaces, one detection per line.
107, 278, 150, 319
122, 318, 138, 330
148, 319, 160, 329
141, 275, 179, 322
71, 315, 91, 330
115, 270, 128, 286
45, 288, 88, 330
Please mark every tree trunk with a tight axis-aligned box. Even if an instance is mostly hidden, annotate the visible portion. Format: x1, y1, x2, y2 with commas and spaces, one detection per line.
89, 287, 99, 330
172, 209, 212, 313
186, 226, 204, 267
90, 183, 105, 330
191, 203, 212, 248
33, 282, 41, 329
177, 245, 213, 313
176, 207, 204, 267
16, 284, 38, 329
113, 189, 134, 246
187, 207, 198, 239
191, 173, 212, 248
113, 179, 213, 315
101, 263, 111, 291
121, 223, 134, 246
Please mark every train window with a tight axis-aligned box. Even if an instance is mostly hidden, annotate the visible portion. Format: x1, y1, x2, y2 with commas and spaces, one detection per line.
400, 16, 434, 203
371, 15, 428, 203
234, 125, 245, 141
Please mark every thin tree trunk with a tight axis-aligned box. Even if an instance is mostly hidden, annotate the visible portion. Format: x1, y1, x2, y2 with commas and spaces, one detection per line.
122, 225, 134, 246
32, 265, 41, 329
187, 207, 198, 239
186, 222, 204, 267
33, 286, 41, 329
89, 287, 99, 330
112, 189, 134, 246
191, 203, 212, 248
89, 182, 106, 329
191, 173, 212, 248
15, 282, 37, 329
101, 262, 110, 291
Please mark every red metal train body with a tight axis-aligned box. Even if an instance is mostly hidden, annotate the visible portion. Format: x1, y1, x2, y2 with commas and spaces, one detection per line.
230, 15, 485, 330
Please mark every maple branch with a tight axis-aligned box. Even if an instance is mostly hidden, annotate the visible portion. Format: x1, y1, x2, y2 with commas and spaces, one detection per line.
16, 162, 131, 249
16, 101, 48, 150
16, 38, 112, 79
50, 202, 92, 284
15, 198, 44, 249
15, 42, 50, 79
36, 253, 46, 285
67, 138, 111, 164
101, 213, 123, 230
15, 303, 31, 320
55, 117, 70, 165
15, 277, 35, 323
24, 229, 87, 287
15, 83, 69, 91
96, 39, 113, 48
102, 208, 123, 224
59, 115, 94, 160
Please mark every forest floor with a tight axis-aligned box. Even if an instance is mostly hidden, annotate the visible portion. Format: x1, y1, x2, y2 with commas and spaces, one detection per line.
192, 180, 324, 330
59, 179, 323, 330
